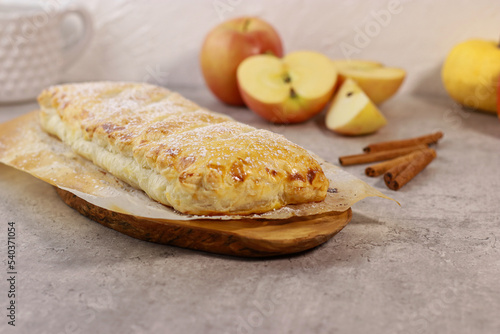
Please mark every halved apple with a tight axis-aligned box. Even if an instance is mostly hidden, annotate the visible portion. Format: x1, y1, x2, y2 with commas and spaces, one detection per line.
326, 78, 387, 136
237, 51, 337, 123
332, 59, 406, 105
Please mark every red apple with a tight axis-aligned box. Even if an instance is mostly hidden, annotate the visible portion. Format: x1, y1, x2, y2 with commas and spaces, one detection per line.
200, 17, 283, 106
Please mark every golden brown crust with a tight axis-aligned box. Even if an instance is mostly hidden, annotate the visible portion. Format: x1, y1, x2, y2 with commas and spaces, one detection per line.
38, 82, 328, 215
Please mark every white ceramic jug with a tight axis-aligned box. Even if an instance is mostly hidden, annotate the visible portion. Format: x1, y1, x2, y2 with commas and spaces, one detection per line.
0, 4, 93, 103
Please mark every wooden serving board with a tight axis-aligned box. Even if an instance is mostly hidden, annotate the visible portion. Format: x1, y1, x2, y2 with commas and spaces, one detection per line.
55, 188, 352, 257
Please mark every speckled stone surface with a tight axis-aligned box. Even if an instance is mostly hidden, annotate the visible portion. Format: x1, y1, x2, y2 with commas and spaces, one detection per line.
0, 88, 499, 334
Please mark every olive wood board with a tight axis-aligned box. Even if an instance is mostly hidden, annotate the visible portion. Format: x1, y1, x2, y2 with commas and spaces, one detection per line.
55, 187, 352, 257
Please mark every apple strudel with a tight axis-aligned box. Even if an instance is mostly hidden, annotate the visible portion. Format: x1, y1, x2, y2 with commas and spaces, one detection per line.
38, 82, 328, 215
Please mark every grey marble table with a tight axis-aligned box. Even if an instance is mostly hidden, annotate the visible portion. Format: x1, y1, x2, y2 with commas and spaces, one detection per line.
0, 87, 499, 334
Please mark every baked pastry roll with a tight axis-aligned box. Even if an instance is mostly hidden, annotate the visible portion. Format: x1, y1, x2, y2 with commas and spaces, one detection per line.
38, 82, 328, 215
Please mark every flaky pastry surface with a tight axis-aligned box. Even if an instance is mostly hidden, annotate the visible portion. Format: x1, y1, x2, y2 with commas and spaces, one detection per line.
38, 82, 328, 215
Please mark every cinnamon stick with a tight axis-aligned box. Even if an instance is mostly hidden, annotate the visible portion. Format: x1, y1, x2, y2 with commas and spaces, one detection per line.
339, 144, 427, 166
384, 160, 411, 185
365, 149, 433, 177
385, 149, 437, 191
363, 131, 443, 153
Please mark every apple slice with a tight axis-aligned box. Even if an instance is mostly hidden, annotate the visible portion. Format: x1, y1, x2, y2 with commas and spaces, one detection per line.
237, 51, 337, 123
332, 59, 383, 71
332, 59, 405, 105
326, 78, 387, 136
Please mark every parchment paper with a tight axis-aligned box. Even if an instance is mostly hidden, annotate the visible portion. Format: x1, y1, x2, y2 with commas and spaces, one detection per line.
0, 111, 395, 220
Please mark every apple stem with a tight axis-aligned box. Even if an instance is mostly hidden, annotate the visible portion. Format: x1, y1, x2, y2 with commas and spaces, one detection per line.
290, 88, 297, 98
242, 19, 251, 32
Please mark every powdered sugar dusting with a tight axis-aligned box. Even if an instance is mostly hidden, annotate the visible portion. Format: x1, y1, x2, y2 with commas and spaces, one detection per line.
38, 82, 330, 215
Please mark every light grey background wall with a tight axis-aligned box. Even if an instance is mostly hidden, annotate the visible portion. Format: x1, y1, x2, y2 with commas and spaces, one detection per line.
3, 0, 500, 96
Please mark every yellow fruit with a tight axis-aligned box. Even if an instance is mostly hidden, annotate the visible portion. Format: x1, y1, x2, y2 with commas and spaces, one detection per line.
441, 39, 500, 114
